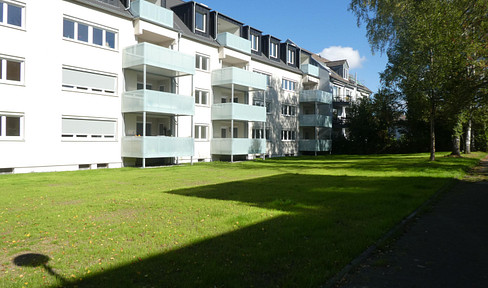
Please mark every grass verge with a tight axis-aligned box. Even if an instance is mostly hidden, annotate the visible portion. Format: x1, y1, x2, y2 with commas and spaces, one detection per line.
0, 152, 485, 287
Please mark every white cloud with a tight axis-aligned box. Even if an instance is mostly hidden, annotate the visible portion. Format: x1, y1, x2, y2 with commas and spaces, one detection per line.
318, 46, 366, 70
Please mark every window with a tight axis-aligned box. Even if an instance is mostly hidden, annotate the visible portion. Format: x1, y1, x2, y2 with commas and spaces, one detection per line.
287, 49, 295, 64
63, 17, 117, 49
195, 11, 206, 32
281, 79, 296, 91
195, 54, 209, 71
195, 89, 209, 105
251, 34, 259, 51
0, 56, 23, 84
0, 1, 24, 28
195, 125, 208, 140
253, 99, 264, 107
270, 42, 278, 58
281, 130, 296, 141
137, 82, 152, 90
0, 113, 23, 140
62, 67, 117, 94
281, 105, 296, 116
266, 102, 271, 114
252, 128, 265, 139
61, 117, 117, 141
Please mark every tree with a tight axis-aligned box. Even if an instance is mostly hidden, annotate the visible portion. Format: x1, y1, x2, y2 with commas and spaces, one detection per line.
349, 0, 488, 160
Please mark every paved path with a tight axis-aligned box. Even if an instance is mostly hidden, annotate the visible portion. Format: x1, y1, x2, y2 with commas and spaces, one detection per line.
336, 157, 488, 288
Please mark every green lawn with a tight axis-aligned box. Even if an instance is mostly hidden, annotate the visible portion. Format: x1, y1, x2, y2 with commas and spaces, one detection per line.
0, 152, 485, 287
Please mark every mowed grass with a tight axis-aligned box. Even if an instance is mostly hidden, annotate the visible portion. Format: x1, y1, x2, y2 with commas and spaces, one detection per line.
0, 152, 485, 287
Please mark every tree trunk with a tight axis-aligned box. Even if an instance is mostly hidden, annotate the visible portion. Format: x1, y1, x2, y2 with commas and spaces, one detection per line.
452, 135, 461, 156
429, 100, 436, 161
465, 119, 472, 154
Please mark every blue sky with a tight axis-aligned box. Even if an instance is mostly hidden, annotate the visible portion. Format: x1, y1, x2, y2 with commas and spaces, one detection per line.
199, 0, 388, 93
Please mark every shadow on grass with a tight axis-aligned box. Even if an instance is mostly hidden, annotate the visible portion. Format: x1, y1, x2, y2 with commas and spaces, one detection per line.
53, 172, 453, 288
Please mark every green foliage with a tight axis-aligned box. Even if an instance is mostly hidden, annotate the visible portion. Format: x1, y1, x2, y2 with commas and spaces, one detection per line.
349, 0, 488, 158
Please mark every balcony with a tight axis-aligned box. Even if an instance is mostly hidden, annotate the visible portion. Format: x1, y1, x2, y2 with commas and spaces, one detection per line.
333, 95, 352, 106
130, 0, 173, 28
123, 43, 195, 77
211, 138, 266, 155
212, 103, 266, 122
299, 139, 332, 152
301, 64, 319, 77
122, 90, 194, 116
212, 67, 266, 91
299, 115, 332, 128
216, 32, 251, 55
122, 136, 194, 158
300, 90, 333, 104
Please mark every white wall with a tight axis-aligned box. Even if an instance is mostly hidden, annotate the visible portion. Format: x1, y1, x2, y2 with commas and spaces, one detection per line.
0, 0, 135, 172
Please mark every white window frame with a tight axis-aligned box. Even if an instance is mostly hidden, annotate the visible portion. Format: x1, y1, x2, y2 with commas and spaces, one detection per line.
281, 104, 296, 117
281, 78, 297, 91
62, 16, 118, 50
281, 129, 296, 141
270, 42, 278, 58
194, 124, 209, 141
195, 89, 209, 106
0, 1, 25, 30
251, 34, 259, 51
195, 54, 210, 71
287, 49, 295, 64
0, 112, 24, 141
195, 11, 206, 33
61, 116, 117, 142
253, 69, 271, 87
0, 55, 24, 85
252, 128, 265, 139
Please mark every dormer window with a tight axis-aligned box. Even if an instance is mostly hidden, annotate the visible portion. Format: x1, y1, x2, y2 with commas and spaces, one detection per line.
251, 34, 259, 51
287, 49, 295, 64
195, 11, 206, 32
270, 42, 278, 58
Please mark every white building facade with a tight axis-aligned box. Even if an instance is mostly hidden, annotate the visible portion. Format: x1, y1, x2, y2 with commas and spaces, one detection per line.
0, 0, 371, 173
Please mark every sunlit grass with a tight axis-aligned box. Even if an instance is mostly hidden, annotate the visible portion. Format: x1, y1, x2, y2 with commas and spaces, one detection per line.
0, 152, 485, 287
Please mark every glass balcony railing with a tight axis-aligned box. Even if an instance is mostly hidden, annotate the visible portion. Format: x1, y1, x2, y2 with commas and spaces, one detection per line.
211, 138, 266, 155
212, 67, 267, 91
301, 64, 319, 77
122, 136, 194, 158
299, 90, 333, 104
122, 90, 194, 116
211, 103, 266, 122
299, 139, 332, 152
216, 32, 251, 55
123, 43, 195, 76
130, 0, 173, 28
299, 115, 332, 127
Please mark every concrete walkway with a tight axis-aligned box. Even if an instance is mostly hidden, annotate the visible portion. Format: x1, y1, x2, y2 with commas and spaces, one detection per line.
336, 157, 488, 288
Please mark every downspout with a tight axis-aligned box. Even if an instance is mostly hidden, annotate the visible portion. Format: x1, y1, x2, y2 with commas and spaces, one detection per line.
124, 0, 131, 10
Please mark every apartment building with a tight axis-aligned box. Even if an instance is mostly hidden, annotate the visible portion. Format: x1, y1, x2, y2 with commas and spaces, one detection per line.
313, 55, 373, 138
0, 0, 371, 173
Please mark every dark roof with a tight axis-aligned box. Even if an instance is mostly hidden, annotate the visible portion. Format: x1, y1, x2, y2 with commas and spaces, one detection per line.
312, 54, 372, 93
324, 59, 348, 68
69, 0, 132, 18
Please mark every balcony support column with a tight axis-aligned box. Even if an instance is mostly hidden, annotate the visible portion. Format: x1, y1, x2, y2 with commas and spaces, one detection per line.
191, 75, 194, 166
175, 116, 179, 165
315, 101, 318, 156
231, 83, 234, 163
262, 91, 266, 160
142, 64, 147, 168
